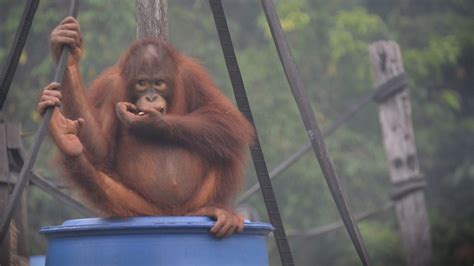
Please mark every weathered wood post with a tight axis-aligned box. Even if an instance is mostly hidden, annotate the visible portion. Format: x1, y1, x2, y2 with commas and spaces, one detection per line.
369, 41, 432, 266
136, 0, 168, 40
0, 122, 29, 266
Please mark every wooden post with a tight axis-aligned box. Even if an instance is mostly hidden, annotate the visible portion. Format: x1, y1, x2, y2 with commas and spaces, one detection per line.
136, 0, 168, 39
369, 41, 432, 266
0, 122, 10, 266
0, 122, 29, 266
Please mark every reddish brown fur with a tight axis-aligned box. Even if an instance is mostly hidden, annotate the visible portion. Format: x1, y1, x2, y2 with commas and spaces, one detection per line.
56, 38, 253, 219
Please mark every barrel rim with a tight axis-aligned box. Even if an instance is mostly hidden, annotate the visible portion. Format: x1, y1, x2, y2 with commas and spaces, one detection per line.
40, 216, 274, 236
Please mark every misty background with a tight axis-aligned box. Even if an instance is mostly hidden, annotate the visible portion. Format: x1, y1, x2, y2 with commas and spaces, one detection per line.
0, 0, 473, 265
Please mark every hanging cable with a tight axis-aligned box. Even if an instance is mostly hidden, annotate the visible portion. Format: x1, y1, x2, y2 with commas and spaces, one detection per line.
0, 0, 79, 244
288, 203, 393, 238
208, 1, 295, 265
0, 0, 40, 110
239, 72, 409, 204
260, 0, 371, 264
238, 89, 374, 204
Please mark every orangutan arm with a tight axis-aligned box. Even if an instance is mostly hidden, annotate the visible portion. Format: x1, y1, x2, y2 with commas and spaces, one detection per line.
116, 99, 253, 163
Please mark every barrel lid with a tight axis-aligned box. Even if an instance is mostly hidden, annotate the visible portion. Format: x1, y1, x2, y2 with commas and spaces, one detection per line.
40, 216, 273, 236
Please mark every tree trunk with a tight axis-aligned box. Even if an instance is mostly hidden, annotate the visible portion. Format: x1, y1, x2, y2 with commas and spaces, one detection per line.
135, 0, 168, 40
369, 41, 432, 266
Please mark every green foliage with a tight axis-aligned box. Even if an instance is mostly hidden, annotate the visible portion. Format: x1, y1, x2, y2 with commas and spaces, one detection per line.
441, 90, 461, 111
335, 219, 403, 266
258, 0, 310, 36
329, 8, 388, 63
404, 35, 462, 79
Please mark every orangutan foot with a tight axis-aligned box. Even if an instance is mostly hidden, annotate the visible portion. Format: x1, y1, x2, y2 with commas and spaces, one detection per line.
187, 206, 244, 237
49, 108, 84, 157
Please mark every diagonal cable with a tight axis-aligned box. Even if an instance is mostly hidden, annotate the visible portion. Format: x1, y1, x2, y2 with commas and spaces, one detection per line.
209, 1, 295, 265
238, 73, 408, 204
260, 0, 371, 264
0, 0, 79, 244
238, 90, 373, 204
0, 0, 40, 110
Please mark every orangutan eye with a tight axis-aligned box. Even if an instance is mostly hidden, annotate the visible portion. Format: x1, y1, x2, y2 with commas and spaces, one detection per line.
137, 79, 146, 86
154, 80, 164, 86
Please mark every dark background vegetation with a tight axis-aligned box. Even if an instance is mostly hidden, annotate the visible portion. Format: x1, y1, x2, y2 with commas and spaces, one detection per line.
1, 0, 473, 265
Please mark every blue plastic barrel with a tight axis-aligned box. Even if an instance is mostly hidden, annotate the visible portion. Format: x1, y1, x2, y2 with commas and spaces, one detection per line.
40, 216, 273, 266
29, 255, 46, 266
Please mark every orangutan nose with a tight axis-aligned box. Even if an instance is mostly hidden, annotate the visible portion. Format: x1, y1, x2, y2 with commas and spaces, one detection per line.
146, 94, 157, 102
